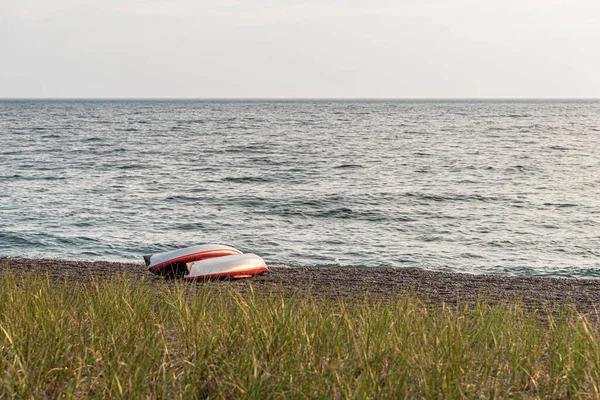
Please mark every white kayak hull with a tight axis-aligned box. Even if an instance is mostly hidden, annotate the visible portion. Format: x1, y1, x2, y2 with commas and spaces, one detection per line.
185, 253, 268, 280
144, 244, 242, 274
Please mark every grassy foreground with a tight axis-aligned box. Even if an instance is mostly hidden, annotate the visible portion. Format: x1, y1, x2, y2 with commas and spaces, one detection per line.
1, 274, 600, 399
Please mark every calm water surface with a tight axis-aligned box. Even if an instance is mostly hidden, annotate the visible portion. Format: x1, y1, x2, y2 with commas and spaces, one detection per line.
1, 100, 599, 277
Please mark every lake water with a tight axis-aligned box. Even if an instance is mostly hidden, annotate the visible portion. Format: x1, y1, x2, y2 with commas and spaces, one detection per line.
1, 100, 598, 277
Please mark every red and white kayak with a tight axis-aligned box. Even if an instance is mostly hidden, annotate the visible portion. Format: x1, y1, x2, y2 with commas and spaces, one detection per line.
184, 253, 268, 280
143, 244, 268, 279
144, 244, 242, 274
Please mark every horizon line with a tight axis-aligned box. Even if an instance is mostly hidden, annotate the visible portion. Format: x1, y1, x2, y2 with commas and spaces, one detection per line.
1, 97, 599, 101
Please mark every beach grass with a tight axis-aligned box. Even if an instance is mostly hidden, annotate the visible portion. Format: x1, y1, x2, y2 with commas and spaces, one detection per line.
1, 273, 600, 398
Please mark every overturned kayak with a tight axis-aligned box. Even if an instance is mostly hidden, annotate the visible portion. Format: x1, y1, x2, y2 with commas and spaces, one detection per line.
184, 253, 268, 280
144, 244, 268, 279
144, 244, 242, 275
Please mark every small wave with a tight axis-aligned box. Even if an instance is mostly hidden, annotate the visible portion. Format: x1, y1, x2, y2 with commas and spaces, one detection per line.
460, 253, 485, 259
543, 202, 578, 208
103, 148, 128, 153
333, 164, 363, 169
172, 222, 206, 231
223, 176, 272, 183
268, 204, 391, 222
117, 164, 148, 170
225, 144, 272, 153
0, 231, 38, 247
316, 207, 353, 218
164, 195, 206, 202
224, 147, 248, 154
0, 232, 98, 250
71, 221, 93, 227
78, 250, 106, 257
223, 125, 253, 130
248, 157, 285, 166
502, 114, 532, 118
529, 266, 600, 279
404, 192, 498, 203
487, 240, 516, 248
55, 236, 100, 245
505, 165, 528, 173
0, 174, 66, 181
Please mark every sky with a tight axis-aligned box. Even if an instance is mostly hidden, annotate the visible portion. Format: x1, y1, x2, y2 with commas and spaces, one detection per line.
1, 0, 599, 98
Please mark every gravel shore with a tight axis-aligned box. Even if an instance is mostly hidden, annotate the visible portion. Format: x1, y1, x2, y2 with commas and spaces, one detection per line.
2, 257, 600, 309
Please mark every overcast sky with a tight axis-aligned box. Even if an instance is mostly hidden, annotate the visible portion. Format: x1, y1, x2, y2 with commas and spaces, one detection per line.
1, 0, 599, 98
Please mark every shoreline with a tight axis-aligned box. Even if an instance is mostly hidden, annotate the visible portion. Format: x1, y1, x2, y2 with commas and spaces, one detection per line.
2, 257, 599, 308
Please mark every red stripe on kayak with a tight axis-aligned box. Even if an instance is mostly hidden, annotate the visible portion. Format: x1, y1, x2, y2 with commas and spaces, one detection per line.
148, 249, 241, 272
183, 266, 268, 280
